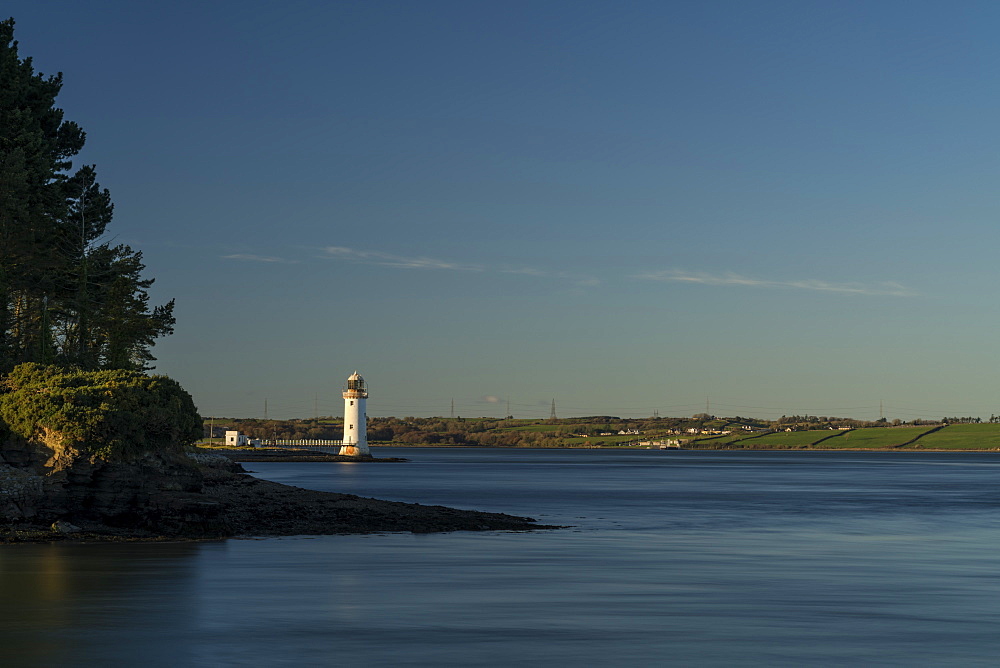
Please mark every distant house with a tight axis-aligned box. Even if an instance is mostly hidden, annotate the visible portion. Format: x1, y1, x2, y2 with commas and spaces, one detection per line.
618, 429, 641, 435
640, 439, 682, 449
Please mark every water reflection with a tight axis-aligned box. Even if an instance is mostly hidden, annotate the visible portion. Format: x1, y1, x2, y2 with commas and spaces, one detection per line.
5, 450, 1000, 666
1, 542, 211, 666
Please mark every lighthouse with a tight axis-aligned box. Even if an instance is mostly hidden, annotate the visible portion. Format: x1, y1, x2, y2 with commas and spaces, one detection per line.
339, 371, 370, 456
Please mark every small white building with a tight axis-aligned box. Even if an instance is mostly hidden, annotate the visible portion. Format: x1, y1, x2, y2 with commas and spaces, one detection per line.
225, 430, 250, 447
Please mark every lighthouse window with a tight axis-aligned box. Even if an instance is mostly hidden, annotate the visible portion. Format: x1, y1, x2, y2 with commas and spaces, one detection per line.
350, 401, 354, 406
350, 424, 353, 430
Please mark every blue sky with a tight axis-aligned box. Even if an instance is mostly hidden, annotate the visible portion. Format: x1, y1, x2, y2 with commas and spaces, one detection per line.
9, 1, 1000, 421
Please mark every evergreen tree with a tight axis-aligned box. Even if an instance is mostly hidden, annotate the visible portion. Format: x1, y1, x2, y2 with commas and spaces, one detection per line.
0, 18, 174, 371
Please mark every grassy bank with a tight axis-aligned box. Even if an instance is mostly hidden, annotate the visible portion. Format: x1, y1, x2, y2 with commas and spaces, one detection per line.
688, 424, 999, 451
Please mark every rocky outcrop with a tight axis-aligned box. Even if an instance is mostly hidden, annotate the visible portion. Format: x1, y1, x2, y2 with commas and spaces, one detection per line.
200, 464, 551, 536
0, 435, 552, 542
0, 431, 229, 536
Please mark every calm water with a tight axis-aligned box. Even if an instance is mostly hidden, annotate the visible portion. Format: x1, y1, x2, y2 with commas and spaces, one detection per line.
4, 448, 1000, 666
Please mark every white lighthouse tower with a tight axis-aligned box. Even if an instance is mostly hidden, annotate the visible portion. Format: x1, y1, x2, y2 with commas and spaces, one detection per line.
339, 371, 370, 457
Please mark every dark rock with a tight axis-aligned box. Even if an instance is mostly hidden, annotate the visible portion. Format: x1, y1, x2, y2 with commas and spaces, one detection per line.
0, 434, 558, 542
51, 520, 81, 533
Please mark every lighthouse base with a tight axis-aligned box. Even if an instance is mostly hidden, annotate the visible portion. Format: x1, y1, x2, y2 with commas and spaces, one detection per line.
338, 444, 370, 457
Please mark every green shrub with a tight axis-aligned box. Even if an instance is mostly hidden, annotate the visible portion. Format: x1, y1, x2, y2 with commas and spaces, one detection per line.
0, 363, 201, 459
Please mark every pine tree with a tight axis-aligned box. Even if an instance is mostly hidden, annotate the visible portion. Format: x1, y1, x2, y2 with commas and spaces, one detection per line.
0, 18, 174, 371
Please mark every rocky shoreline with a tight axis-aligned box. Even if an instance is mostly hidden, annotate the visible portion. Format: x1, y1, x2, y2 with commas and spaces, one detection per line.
0, 448, 557, 544
201, 465, 552, 537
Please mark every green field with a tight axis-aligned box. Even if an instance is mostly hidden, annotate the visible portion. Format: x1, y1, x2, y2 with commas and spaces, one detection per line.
691, 429, 852, 448
680, 424, 1000, 450
503, 424, 568, 433
905, 423, 1000, 450
812, 426, 936, 449
739, 430, 842, 447
689, 433, 759, 447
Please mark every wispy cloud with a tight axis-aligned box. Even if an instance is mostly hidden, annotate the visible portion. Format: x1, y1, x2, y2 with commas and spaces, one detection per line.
499, 267, 546, 277
223, 253, 299, 264
322, 246, 600, 287
636, 269, 916, 297
323, 246, 483, 272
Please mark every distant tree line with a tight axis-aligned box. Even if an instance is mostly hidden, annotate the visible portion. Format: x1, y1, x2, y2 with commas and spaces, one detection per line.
208, 413, 937, 448
206, 410, 1000, 449
215, 418, 341, 441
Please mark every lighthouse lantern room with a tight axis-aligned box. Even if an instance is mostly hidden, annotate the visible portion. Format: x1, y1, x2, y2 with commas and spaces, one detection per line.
339, 371, 370, 456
